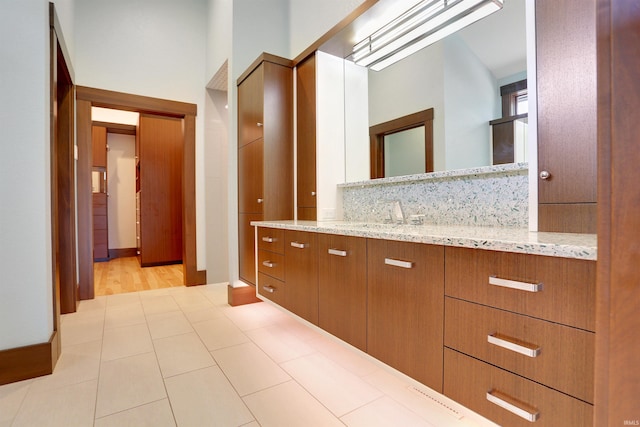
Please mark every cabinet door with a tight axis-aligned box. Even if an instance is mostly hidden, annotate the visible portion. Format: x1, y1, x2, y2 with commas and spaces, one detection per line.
318, 234, 366, 350
238, 139, 264, 214
296, 55, 317, 219
239, 213, 262, 285
92, 125, 107, 167
536, 0, 597, 232
285, 230, 318, 324
367, 239, 444, 391
238, 64, 264, 147
139, 114, 183, 266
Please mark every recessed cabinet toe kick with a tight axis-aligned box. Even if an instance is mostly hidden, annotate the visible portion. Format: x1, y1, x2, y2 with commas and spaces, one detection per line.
254, 225, 596, 426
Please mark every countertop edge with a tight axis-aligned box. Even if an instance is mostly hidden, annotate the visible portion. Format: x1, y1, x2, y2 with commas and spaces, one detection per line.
251, 220, 597, 261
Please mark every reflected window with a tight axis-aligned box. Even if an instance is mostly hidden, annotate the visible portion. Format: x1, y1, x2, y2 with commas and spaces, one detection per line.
384, 127, 426, 177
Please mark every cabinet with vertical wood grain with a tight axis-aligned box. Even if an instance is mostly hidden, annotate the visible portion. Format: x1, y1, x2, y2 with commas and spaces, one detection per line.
237, 54, 293, 286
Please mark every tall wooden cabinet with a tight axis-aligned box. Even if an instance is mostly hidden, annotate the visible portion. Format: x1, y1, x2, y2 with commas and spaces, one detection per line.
296, 54, 317, 220
536, 0, 597, 233
92, 125, 108, 261
237, 54, 294, 286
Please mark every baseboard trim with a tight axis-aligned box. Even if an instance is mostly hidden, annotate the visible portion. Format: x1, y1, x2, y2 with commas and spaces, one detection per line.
108, 247, 138, 259
0, 331, 59, 386
227, 284, 261, 307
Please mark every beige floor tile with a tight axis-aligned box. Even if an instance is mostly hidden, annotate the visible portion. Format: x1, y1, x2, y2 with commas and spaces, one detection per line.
240, 422, 261, 427
192, 316, 250, 351
281, 352, 383, 417
184, 306, 225, 324
101, 323, 153, 361
106, 292, 141, 308
12, 380, 97, 427
0, 379, 32, 426
211, 342, 290, 396
141, 295, 180, 315
223, 302, 278, 331
308, 334, 380, 377
30, 339, 101, 393
77, 296, 107, 312
146, 310, 193, 339
172, 292, 213, 312
154, 332, 215, 378
243, 380, 343, 427
165, 366, 254, 427
362, 369, 490, 426
94, 398, 176, 427
245, 323, 316, 363
341, 396, 435, 427
95, 352, 166, 418
104, 303, 146, 330
61, 314, 105, 347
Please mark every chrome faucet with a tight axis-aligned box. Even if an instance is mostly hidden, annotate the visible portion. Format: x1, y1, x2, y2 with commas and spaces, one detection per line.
384, 200, 406, 224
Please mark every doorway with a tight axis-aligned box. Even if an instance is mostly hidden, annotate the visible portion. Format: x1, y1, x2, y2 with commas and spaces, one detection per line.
74, 87, 206, 302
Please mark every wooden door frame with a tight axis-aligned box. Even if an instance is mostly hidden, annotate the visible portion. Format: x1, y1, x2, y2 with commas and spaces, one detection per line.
76, 86, 206, 300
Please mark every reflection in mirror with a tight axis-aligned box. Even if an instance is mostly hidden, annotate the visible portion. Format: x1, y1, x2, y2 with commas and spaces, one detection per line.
384, 127, 426, 177
344, 0, 527, 182
91, 169, 106, 193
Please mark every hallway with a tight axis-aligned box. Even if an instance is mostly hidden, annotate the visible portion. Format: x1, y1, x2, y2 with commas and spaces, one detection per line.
0, 284, 492, 426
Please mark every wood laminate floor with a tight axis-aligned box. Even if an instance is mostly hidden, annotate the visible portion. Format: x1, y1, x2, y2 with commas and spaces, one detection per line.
94, 256, 184, 296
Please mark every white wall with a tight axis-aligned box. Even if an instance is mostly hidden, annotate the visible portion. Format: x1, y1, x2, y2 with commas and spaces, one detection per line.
107, 134, 137, 250
443, 35, 499, 171
74, 0, 208, 271
288, 0, 367, 59
0, 0, 53, 350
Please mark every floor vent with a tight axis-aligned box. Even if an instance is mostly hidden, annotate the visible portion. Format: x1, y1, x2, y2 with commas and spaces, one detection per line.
408, 386, 463, 420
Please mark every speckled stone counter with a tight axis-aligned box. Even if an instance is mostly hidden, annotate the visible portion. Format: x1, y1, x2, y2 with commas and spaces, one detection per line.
339, 163, 529, 228
251, 220, 597, 261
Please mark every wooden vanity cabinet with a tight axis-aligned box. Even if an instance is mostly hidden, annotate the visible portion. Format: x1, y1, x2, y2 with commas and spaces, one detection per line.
284, 230, 318, 324
443, 246, 596, 424
296, 54, 317, 220
257, 227, 286, 305
367, 239, 444, 392
317, 234, 366, 351
237, 54, 294, 286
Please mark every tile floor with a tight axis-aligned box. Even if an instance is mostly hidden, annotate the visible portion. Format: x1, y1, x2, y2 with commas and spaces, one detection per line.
0, 284, 497, 427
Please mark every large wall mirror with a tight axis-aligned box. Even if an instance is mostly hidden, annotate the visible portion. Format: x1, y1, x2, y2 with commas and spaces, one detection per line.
343, 0, 527, 182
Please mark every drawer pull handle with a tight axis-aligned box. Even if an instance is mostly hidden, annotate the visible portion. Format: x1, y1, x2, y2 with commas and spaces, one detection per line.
328, 248, 347, 257
489, 276, 543, 293
262, 261, 275, 268
384, 258, 413, 269
488, 333, 541, 358
290, 242, 307, 249
262, 236, 275, 243
486, 390, 539, 422
262, 285, 275, 293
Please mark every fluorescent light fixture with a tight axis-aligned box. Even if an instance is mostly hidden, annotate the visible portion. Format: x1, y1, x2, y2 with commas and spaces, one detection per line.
353, 0, 504, 71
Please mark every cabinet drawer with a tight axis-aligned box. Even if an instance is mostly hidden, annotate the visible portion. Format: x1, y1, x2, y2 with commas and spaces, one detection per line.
444, 349, 593, 427
257, 272, 286, 306
444, 297, 594, 403
257, 227, 284, 254
444, 247, 596, 331
93, 214, 107, 230
257, 250, 284, 281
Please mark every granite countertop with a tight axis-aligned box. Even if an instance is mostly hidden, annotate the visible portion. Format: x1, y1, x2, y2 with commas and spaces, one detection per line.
251, 220, 597, 261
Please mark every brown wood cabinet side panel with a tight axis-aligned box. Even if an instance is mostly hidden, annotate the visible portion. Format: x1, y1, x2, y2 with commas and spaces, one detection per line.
296, 54, 317, 213
263, 62, 294, 220
318, 234, 367, 351
444, 349, 593, 427
238, 139, 264, 214
538, 203, 597, 234
444, 297, 595, 403
285, 230, 318, 324
91, 125, 107, 167
239, 213, 262, 286
139, 114, 183, 266
367, 239, 444, 391
536, 0, 597, 204
444, 247, 596, 331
